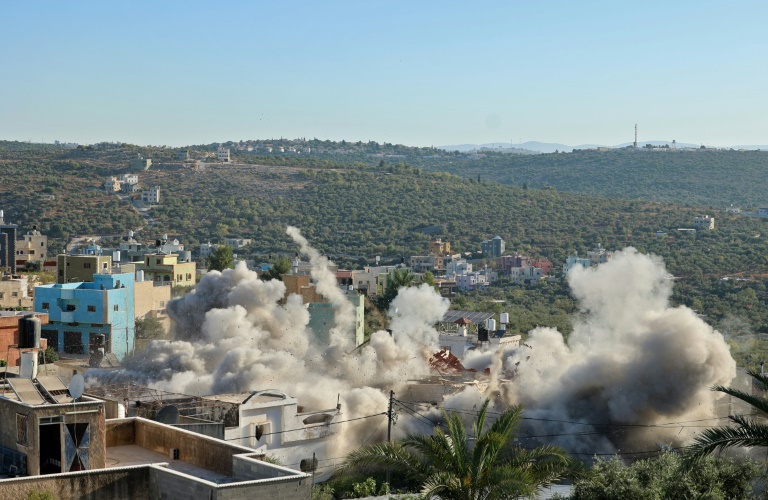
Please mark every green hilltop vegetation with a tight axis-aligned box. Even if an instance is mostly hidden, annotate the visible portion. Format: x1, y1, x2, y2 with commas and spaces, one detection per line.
3, 140, 768, 369
196, 138, 768, 208
419, 149, 768, 209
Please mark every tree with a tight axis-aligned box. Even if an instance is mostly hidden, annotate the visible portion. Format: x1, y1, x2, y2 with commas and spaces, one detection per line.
135, 316, 165, 340
686, 369, 768, 462
571, 451, 759, 499
375, 268, 414, 311
339, 399, 581, 499
208, 245, 234, 271
260, 256, 292, 281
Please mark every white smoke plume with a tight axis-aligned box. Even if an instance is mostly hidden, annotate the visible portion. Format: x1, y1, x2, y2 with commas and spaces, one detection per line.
88, 228, 447, 464
475, 248, 736, 454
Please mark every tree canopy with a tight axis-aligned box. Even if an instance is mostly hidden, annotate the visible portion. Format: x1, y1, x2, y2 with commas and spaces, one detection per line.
208, 245, 234, 271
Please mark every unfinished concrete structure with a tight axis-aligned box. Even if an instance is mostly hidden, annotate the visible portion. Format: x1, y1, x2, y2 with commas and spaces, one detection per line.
86, 383, 341, 478
0, 381, 311, 499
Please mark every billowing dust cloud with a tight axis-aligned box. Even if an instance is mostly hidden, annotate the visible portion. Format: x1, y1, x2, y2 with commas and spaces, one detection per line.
89, 227, 448, 462
91, 231, 735, 460
486, 248, 736, 454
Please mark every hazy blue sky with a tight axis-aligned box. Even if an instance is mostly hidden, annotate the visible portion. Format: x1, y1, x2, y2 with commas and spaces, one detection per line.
2, 1, 766, 147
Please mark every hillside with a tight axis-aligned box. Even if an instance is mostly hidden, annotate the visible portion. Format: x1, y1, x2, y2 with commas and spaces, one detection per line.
4, 140, 768, 368
419, 149, 768, 208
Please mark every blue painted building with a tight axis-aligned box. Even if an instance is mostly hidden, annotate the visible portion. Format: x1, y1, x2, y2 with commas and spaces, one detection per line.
34, 272, 135, 361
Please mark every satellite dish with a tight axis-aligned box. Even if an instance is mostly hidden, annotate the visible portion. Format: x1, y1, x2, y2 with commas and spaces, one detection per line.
155, 405, 180, 425
69, 374, 85, 400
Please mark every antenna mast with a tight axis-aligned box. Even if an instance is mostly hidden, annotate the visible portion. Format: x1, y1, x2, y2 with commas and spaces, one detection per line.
634, 124, 638, 149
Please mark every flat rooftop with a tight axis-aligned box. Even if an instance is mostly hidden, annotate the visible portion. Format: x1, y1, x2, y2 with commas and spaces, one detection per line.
106, 445, 235, 484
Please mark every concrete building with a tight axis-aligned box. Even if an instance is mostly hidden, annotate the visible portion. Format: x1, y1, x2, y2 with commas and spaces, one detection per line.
0, 312, 48, 368
347, 265, 400, 297
133, 278, 171, 329
104, 176, 121, 192
138, 253, 196, 288
563, 255, 591, 273
35, 272, 135, 360
15, 228, 48, 269
175, 149, 190, 160
587, 245, 613, 266
500, 254, 530, 274
141, 186, 160, 204
693, 215, 715, 230
410, 254, 444, 273
207, 389, 342, 473
119, 173, 139, 185
56, 254, 112, 284
531, 258, 554, 275
456, 271, 489, 291
129, 154, 152, 171
0, 380, 106, 477
481, 235, 505, 258
0, 386, 310, 498
0, 210, 18, 274
224, 238, 253, 249
445, 259, 472, 279
0, 275, 33, 309
757, 208, 768, 217
217, 147, 230, 162
307, 294, 365, 348
200, 242, 219, 259
428, 238, 451, 255
508, 265, 543, 284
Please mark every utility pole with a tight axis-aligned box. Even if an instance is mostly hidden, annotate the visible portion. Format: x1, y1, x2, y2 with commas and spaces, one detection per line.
387, 390, 394, 485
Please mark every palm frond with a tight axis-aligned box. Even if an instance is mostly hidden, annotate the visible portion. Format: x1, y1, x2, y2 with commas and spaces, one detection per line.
336, 442, 426, 478
710, 385, 768, 416
686, 415, 768, 463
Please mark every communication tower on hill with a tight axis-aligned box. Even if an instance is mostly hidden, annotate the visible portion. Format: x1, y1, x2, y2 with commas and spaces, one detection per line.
634, 124, 638, 149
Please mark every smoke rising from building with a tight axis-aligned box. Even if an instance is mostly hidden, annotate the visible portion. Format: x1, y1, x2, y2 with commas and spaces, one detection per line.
488, 248, 736, 453
90, 232, 736, 460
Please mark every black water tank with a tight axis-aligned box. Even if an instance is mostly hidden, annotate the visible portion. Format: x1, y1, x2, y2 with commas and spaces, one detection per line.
477, 327, 489, 342
18, 315, 41, 348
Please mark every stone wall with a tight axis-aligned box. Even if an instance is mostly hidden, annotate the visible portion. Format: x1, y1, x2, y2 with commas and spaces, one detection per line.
0, 466, 150, 499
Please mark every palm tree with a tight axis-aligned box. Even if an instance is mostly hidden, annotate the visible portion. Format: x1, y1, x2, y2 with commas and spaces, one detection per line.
687, 369, 768, 462
339, 399, 581, 499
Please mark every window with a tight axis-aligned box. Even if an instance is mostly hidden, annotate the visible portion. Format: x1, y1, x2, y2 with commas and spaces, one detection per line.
113, 305, 119, 311
159, 301, 165, 307
87, 305, 96, 312
156, 259, 162, 265
66, 304, 76, 311
42, 302, 49, 309
177, 274, 182, 281
11, 292, 18, 297
83, 263, 91, 269
0, 293, 4, 299
29, 250, 35, 255
250, 422, 271, 446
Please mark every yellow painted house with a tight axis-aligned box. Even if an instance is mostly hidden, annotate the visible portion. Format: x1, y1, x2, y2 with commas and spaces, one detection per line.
138, 253, 196, 288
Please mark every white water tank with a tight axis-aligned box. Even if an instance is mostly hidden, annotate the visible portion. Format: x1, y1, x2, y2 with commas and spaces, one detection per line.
20, 352, 38, 379
117, 403, 126, 419
486, 318, 496, 332
500, 312, 509, 324
136, 269, 145, 282
112, 250, 121, 263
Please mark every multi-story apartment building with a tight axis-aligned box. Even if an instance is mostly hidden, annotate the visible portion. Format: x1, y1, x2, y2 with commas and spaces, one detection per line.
481, 235, 505, 257
35, 272, 135, 360
137, 253, 196, 288
15, 228, 48, 268
57, 254, 112, 283
141, 186, 160, 204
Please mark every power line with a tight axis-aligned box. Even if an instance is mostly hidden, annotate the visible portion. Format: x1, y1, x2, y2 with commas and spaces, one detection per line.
394, 398, 738, 429
224, 412, 386, 442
